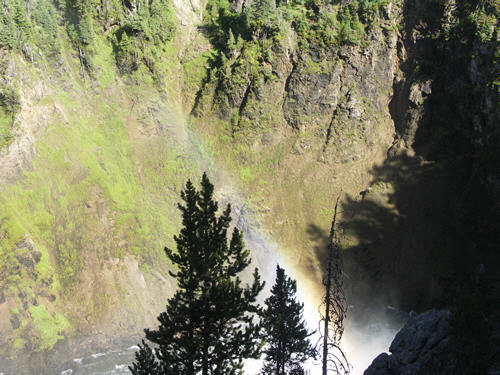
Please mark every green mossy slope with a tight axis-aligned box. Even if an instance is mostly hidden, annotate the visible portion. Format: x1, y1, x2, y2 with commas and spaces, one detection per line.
0, 0, 498, 370
0, 0, 204, 357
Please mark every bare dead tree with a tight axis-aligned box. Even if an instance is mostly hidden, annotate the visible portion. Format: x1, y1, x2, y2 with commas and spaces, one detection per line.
320, 194, 350, 375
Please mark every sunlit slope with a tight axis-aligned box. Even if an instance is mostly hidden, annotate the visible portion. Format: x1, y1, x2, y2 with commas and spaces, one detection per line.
0, 0, 498, 369
0, 39, 206, 358
187, 0, 499, 312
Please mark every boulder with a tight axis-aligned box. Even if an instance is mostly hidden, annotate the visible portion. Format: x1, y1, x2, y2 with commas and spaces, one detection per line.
364, 309, 455, 375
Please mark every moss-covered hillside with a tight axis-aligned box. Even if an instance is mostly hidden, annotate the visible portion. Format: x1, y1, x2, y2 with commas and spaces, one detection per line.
0, 0, 206, 367
0, 0, 498, 372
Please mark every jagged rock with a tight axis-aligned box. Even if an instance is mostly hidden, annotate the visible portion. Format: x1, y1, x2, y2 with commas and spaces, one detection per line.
408, 80, 432, 106
364, 310, 455, 375
365, 352, 390, 375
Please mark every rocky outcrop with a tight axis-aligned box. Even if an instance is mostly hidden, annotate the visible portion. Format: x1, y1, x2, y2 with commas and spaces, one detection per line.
0, 0, 498, 371
191, 0, 500, 314
364, 310, 455, 375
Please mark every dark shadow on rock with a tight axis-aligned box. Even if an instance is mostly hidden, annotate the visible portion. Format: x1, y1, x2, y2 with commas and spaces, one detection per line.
340, 152, 465, 311
322, 0, 500, 313
306, 223, 330, 274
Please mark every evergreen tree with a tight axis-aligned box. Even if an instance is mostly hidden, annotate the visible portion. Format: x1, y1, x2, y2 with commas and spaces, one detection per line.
246, 0, 277, 40
129, 340, 162, 375
260, 265, 316, 375
131, 173, 264, 375
247, 0, 276, 24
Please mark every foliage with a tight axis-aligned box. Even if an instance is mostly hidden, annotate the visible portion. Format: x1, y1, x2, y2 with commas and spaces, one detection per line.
0, 106, 15, 149
358, 0, 391, 25
247, 0, 276, 24
28, 304, 70, 351
0, 0, 177, 78
0, 83, 19, 150
0, 78, 191, 297
204, 0, 250, 51
132, 174, 265, 374
31, 1, 60, 54
246, 0, 281, 41
0, 37, 207, 350
198, 0, 394, 122
336, 6, 365, 46
0, 0, 32, 50
129, 340, 162, 375
440, 0, 499, 42
260, 265, 316, 375
0, 85, 21, 113
62, 0, 98, 48
470, 1, 498, 42
0, 0, 94, 60
113, 0, 177, 75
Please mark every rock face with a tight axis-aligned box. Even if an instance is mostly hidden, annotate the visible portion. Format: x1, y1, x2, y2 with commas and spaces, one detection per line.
0, 0, 498, 372
364, 310, 455, 375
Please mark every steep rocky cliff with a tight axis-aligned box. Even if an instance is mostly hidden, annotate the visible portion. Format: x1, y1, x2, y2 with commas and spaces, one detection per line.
189, 0, 499, 311
0, 0, 498, 372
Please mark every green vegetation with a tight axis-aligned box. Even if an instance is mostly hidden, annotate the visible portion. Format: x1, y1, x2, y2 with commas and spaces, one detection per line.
0, 0, 177, 78
0, 84, 21, 113
12, 337, 27, 351
0, 79, 20, 149
129, 176, 341, 375
0, 107, 15, 149
194, 0, 396, 133
0, 30, 199, 352
471, 1, 498, 42
203, 0, 392, 54
0, 0, 496, 365
0, 0, 32, 50
438, 0, 499, 42
31, 1, 61, 56
113, 0, 177, 76
28, 304, 70, 351
131, 174, 264, 374
260, 265, 316, 374
0, 87, 185, 287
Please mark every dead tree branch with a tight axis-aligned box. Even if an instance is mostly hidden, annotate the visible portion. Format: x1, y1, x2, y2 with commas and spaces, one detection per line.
320, 193, 350, 375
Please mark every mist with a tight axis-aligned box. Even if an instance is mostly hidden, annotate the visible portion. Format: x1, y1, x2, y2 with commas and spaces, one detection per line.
167, 108, 406, 375
221, 187, 406, 375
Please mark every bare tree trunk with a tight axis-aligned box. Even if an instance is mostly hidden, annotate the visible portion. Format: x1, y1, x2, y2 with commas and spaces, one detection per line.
202, 283, 209, 375
321, 193, 350, 375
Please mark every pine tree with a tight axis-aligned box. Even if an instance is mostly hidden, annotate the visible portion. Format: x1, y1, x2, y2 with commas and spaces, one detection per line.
246, 0, 277, 40
260, 265, 316, 375
131, 173, 264, 375
129, 340, 162, 375
247, 0, 276, 24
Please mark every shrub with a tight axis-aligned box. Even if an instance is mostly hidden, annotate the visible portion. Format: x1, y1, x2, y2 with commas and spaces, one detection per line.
0, 86, 21, 113
0, 0, 31, 50
113, 0, 177, 75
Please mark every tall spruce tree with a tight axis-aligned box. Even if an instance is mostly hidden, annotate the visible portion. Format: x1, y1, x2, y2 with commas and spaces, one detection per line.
260, 265, 316, 375
130, 173, 264, 375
